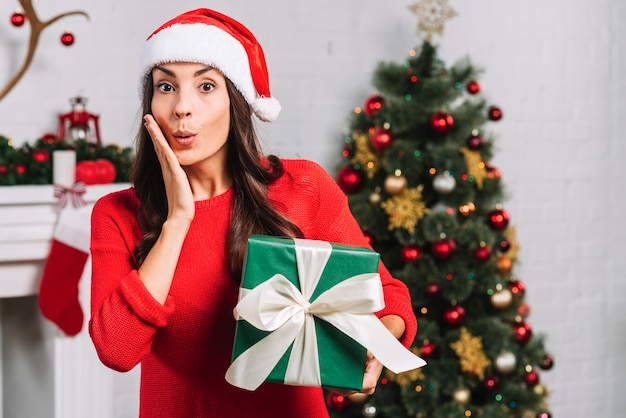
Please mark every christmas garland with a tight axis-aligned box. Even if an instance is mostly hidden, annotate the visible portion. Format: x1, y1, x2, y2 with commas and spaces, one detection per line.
0, 133, 133, 186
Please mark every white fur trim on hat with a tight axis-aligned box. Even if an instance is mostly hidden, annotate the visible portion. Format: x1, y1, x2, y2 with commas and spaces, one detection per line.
139, 16, 280, 122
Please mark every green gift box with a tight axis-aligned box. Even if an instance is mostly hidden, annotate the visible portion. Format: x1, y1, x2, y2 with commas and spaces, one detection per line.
226, 235, 383, 391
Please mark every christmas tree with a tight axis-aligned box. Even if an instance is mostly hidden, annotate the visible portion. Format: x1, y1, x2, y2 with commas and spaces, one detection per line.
326, 3, 553, 418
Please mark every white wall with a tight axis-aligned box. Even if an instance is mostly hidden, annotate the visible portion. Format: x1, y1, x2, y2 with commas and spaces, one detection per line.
0, 1, 623, 417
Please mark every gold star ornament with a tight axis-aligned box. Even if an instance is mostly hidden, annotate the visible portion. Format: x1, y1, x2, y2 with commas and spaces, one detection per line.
460, 147, 488, 190
408, 0, 457, 42
380, 185, 429, 234
350, 132, 379, 179
450, 328, 491, 379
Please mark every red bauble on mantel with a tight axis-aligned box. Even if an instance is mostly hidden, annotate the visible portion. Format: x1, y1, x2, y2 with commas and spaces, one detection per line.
95, 159, 117, 184
75, 160, 98, 185
430, 111, 454, 134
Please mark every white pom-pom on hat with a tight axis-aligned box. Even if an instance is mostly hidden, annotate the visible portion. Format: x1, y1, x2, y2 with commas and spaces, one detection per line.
139, 8, 280, 122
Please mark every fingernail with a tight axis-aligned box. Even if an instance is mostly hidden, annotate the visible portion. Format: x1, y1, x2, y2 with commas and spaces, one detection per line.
143, 115, 149, 125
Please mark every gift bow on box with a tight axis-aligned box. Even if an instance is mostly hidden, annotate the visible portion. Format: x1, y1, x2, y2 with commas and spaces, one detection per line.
225, 238, 426, 391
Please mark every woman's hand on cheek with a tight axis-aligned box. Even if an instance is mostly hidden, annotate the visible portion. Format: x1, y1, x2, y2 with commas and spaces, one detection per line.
143, 115, 195, 224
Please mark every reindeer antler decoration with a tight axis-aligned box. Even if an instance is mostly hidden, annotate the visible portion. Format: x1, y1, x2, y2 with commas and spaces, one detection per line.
0, 0, 89, 101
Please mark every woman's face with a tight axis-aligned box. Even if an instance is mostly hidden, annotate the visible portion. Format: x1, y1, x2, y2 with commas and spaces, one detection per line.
150, 62, 231, 169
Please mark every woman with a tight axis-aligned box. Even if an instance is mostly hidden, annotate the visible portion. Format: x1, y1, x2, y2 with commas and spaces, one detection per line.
89, 8, 417, 418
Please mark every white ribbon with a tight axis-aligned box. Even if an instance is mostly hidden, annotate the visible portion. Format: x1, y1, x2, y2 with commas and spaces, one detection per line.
225, 238, 426, 391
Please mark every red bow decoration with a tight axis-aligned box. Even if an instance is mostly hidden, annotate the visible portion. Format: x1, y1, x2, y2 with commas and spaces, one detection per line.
53, 182, 87, 208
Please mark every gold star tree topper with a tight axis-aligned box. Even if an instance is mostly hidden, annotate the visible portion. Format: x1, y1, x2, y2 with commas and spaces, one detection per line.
408, 0, 457, 42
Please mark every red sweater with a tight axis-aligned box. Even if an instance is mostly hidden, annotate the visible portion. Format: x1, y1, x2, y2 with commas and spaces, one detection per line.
89, 159, 417, 418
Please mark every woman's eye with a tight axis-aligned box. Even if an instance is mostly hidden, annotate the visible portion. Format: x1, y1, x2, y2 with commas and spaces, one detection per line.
155, 82, 174, 92
200, 82, 215, 92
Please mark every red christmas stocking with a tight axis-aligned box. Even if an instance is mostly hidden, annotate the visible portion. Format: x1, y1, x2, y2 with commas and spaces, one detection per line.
38, 205, 91, 336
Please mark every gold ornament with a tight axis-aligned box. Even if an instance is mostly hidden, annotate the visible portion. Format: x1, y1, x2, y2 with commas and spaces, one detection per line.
491, 288, 513, 309
460, 147, 488, 190
533, 382, 547, 396
350, 132, 379, 179
496, 255, 513, 275
452, 387, 471, 405
380, 185, 429, 234
450, 327, 491, 379
505, 226, 521, 259
458, 201, 476, 217
368, 191, 381, 204
384, 173, 408, 195
408, 0, 457, 42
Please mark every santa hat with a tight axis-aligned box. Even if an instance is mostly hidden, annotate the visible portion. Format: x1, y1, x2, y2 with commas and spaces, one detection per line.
139, 8, 280, 122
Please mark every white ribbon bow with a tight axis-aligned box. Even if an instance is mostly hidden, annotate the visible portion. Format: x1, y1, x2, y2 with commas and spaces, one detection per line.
225, 238, 426, 391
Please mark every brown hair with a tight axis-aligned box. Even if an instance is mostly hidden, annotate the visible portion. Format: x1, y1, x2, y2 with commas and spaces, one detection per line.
130, 73, 302, 279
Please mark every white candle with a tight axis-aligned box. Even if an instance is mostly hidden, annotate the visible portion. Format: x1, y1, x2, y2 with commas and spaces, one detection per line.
52, 150, 76, 188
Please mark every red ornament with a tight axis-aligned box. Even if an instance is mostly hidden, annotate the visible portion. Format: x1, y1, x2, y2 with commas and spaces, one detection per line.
514, 322, 532, 344
425, 282, 441, 297
75, 160, 98, 185
518, 302, 530, 318
32, 149, 50, 163
487, 208, 509, 231
486, 163, 502, 180
0, 165, 8, 175
325, 392, 350, 411
15, 164, 26, 175
499, 239, 511, 252
364, 95, 385, 117
444, 306, 465, 326
337, 165, 363, 194
540, 355, 554, 370
474, 245, 492, 262
509, 279, 526, 297
537, 413, 552, 418
524, 370, 540, 386
467, 134, 484, 150
370, 127, 394, 151
94, 159, 117, 184
488, 106, 503, 121
467, 81, 480, 94
420, 343, 435, 357
431, 238, 456, 261
483, 376, 499, 391
61, 29, 75, 46
10, 10, 26, 27
41, 132, 58, 144
430, 112, 454, 134
401, 244, 421, 264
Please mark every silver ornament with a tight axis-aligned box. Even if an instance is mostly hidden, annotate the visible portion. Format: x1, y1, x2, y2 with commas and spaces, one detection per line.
495, 351, 517, 373
433, 171, 456, 194
362, 403, 377, 417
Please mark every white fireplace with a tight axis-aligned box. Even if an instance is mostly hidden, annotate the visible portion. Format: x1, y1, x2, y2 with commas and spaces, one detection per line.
0, 184, 139, 418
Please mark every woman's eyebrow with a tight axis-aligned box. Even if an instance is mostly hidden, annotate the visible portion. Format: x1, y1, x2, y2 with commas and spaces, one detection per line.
153, 65, 215, 78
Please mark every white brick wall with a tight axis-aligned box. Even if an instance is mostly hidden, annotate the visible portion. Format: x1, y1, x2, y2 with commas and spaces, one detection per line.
1, 1, 623, 416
